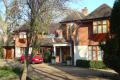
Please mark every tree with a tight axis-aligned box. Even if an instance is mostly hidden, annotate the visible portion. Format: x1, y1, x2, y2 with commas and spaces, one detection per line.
20, 0, 72, 80
0, 0, 21, 45
100, 0, 120, 74
0, 0, 83, 79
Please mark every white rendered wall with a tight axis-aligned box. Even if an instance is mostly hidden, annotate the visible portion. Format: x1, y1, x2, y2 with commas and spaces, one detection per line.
74, 46, 88, 66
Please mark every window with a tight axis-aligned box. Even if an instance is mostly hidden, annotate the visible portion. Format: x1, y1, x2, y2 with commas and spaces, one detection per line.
88, 46, 92, 60
93, 20, 108, 34
88, 46, 103, 61
19, 32, 27, 39
20, 47, 25, 54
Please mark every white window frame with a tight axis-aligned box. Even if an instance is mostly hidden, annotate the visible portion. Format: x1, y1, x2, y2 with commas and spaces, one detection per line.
93, 20, 108, 34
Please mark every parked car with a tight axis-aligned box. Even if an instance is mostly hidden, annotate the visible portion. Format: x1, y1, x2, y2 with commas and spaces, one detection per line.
20, 54, 44, 64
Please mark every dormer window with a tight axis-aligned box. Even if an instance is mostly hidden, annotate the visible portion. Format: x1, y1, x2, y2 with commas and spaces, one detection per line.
93, 20, 108, 34
19, 32, 27, 39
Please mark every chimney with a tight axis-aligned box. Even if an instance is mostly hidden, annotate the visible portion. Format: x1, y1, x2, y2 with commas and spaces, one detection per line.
81, 7, 88, 16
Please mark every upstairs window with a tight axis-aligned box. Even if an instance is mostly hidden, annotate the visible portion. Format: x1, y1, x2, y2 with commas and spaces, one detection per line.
93, 20, 108, 34
19, 32, 27, 39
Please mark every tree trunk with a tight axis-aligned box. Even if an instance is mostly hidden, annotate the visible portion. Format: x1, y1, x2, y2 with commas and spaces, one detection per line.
21, 46, 30, 80
21, 61, 28, 80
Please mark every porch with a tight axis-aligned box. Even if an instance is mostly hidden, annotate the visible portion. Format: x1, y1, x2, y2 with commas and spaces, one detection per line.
40, 43, 73, 64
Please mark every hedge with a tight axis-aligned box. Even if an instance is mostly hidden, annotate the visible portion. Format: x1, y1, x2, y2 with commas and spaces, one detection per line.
76, 60, 107, 69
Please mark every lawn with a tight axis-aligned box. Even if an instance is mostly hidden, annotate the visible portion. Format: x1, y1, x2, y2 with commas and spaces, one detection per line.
0, 66, 19, 80
0, 65, 42, 80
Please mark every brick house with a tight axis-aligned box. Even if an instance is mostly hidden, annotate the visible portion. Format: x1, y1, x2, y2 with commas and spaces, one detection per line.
3, 4, 112, 66
60, 4, 112, 65
3, 23, 72, 64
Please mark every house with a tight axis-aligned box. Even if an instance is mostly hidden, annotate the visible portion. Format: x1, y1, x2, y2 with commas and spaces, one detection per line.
3, 4, 111, 66
3, 34, 15, 59
3, 23, 72, 64
60, 4, 112, 65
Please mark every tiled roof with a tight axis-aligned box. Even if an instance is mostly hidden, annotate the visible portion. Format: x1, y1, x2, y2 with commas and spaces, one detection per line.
39, 38, 66, 46
84, 4, 112, 20
14, 24, 30, 32
48, 23, 60, 34
61, 11, 85, 23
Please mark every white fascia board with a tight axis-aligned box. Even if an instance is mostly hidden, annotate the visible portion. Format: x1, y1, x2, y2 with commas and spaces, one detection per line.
53, 43, 70, 47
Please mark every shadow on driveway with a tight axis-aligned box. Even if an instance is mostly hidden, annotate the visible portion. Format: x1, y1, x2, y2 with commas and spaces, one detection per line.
30, 63, 120, 80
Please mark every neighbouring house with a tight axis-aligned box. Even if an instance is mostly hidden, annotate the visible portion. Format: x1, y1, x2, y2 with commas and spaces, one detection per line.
3, 23, 72, 64
3, 35, 15, 59
3, 4, 112, 66
60, 4, 112, 65
39, 23, 72, 64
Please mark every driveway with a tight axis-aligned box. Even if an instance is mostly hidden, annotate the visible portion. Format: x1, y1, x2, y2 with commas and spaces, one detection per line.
30, 63, 119, 80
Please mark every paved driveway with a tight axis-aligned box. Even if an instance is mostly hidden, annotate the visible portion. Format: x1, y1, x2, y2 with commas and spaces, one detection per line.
30, 63, 119, 80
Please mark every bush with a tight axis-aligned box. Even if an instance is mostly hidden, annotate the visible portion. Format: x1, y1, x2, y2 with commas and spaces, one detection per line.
76, 60, 90, 68
66, 56, 72, 60
76, 60, 107, 69
0, 66, 19, 80
51, 56, 56, 59
44, 49, 51, 62
90, 61, 107, 69
99, 0, 120, 74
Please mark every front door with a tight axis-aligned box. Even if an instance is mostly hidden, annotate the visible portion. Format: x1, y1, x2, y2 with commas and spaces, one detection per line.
6, 48, 12, 59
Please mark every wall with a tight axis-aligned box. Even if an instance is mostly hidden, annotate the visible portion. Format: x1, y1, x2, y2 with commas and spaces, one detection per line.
3, 47, 14, 59
15, 37, 27, 47
74, 46, 88, 65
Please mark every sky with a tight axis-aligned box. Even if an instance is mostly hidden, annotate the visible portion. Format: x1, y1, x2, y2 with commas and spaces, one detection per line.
66, 0, 115, 13
0, 0, 115, 21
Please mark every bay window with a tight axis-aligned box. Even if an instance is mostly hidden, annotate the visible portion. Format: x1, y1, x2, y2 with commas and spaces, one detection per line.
93, 20, 108, 34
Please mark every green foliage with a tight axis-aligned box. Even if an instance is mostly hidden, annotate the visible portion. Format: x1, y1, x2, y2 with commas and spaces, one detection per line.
0, 48, 3, 58
110, 0, 120, 35
76, 60, 107, 69
0, 39, 4, 59
76, 60, 90, 68
44, 49, 51, 62
100, 0, 120, 74
90, 61, 107, 69
0, 66, 19, 80
66, 56, 72, 60
51, 56, 56, 59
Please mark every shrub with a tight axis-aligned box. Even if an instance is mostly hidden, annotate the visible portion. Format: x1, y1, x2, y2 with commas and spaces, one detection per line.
76, 60, 107, 69
90, 61, 107, 69
66, 56, 72, 60
51, 56, 56, 59
99, 0, 120, 74
76, 60, 90, 68
44, 49, 51, 62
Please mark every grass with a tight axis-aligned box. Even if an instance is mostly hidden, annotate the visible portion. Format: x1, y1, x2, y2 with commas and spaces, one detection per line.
0, 66, 19, 80
0, 65, 42, 80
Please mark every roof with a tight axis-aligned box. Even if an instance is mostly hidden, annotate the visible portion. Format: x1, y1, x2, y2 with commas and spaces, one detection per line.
48, 23, 60, 34
14, 24, 30, 32
61, 10, 85, 23
84, 4, 112, 20
40, 38, 66, 46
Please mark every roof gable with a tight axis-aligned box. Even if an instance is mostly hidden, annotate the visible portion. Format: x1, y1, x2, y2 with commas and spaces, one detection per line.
84, 4, 112, 20
61, 11, 85, 23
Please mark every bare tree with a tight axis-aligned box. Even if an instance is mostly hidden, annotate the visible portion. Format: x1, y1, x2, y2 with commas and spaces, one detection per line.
0, 0, 21, 46
0, 0, 83, 79
19, 0, 72, 80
